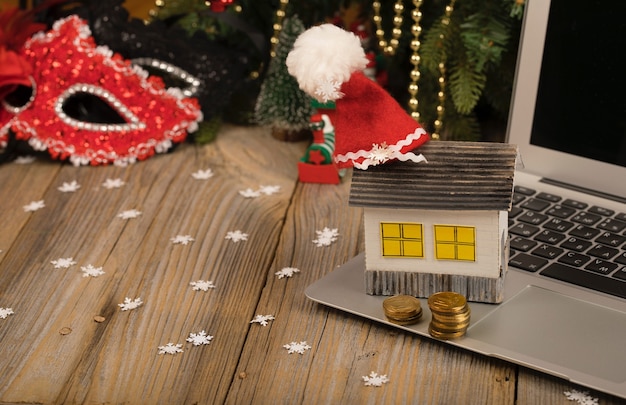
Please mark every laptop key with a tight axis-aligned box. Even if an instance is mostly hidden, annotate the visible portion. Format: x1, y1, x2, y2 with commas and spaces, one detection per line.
512, 194, 526, 205
571, 211, 602, 225
510, 236, 538, 252
584, 259, 619, 275
514, 186, 535, 196
518, 211, 549, 225
534, 229, 566, 245
540, 262, 626, 299
569, 225, 600, 240
509, 206, 523, 218
589, 206, 615, 216
509, 253, 548, 272
558, 251, 591, 267
597, 218, 626, 233
595, 231, 626, 248
616, 252, 626, 266
545, 205, 576, 218
543, 218, 574, 232
520, 198, 551, 212
561, 237, 592, 252
588, 244, 620, 260
532, 244, 564, 259
509, 223, 540, 237
562, 199, 588, 210
536, 192, 561, 202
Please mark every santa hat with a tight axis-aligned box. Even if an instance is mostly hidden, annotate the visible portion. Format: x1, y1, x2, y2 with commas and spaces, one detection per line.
286, 24, 429, 169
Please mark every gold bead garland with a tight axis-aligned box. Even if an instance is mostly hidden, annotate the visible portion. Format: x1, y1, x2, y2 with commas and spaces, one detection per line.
372, 0, 405, 56
407, 0, 423, 121
269, 0, 290, 58
431, 0, 456, 140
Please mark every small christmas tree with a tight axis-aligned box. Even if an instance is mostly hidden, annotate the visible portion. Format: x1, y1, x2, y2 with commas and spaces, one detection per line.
254, 15, 313, 141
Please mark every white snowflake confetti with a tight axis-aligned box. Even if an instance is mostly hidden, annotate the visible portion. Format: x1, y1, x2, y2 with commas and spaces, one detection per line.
0, 307, 15, 319
564, 389, 599, 405
171, 235, 195, 245
102, 178, 125, 189
312, 227, 339, 247
283, 341, 311, 354
314, 78, 342, 103
275, 267, 300, 279
362, 371, 390, 387
51, 257, 77, 269
117, 209, 142, 219
58, 180, 81, 192
80, 264, 105, 278
23, 200, 45, 212
191, 169, 214, 180
158, 343, 184, 355
258, 185, 281, 195
250, 314, 275, 326
368, 143, 393, 165
186, 330, 214, 346
190, 280, 216, 291
118, 297, 143, 311
13, 155, 36, 164
225, 230, 248, 243
239, 188, 261, 198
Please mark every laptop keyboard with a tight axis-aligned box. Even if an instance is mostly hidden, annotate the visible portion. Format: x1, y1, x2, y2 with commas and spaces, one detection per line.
508, 185, 626, 299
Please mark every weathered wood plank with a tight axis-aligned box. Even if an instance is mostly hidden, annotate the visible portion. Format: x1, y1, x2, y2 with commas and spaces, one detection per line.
0, 125, 306, 404
0, 159, 61, 249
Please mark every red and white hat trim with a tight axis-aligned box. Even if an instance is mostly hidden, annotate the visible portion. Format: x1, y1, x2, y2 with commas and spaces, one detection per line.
334, 127, 428, 170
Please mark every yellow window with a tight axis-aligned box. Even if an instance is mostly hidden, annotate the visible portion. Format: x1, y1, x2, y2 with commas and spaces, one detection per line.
382, 239, 402, 256
381, 222, 401, 238
380, 222, 424, 258
434, 225, 476, 261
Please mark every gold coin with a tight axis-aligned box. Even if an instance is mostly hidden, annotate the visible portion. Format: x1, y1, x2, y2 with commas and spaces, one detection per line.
383, 295, 422, 317
428, 291, 467, 313
430, 303, 470, 316
430, 318, 471, 332
383, 295, 423, 325
430, 311, 471, 324
386, 308, 423, 321
428, 323, 467, 340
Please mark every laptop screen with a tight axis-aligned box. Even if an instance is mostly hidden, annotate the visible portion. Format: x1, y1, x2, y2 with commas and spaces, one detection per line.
506, 0, 626, 199
530, 0, 626, 168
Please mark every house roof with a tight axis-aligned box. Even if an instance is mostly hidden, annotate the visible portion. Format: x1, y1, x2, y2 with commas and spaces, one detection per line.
349, 140, 518, 211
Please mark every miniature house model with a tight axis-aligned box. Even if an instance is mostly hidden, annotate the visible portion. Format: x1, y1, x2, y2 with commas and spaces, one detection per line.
349, 141, 518, 303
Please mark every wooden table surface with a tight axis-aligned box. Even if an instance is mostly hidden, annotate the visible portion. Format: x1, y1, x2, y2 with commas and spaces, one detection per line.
0, 125, 622, 405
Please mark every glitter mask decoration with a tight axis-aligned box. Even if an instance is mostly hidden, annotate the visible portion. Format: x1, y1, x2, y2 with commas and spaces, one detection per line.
0, 15, 202, 166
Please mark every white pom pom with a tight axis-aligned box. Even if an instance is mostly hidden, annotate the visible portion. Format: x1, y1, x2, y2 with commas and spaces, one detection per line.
286, 24, 368, 102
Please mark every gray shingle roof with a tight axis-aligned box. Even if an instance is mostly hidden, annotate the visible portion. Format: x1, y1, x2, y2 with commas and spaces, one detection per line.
349, 141, 518, 211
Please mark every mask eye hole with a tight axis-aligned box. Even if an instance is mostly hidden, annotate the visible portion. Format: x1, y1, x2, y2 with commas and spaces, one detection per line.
62, 93, 126, 124
55, 84, 145, 132
2, 77, 36, 114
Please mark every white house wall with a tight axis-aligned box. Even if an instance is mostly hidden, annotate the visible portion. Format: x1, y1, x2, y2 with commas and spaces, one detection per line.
363, 207, 505, 278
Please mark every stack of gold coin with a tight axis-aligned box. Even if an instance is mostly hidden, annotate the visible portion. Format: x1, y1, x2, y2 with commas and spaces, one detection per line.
382, 295, 423, 325
427, 292, 471, 339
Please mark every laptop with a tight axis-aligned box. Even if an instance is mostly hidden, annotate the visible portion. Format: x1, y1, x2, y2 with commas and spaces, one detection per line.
305, 0, 626, 399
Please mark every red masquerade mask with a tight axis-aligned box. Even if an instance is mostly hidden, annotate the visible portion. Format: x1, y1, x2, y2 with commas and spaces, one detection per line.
0, 15, 202, 165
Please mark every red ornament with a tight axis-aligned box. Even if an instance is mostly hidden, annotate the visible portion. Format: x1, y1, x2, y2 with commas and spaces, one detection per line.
209, 0, 235, 12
